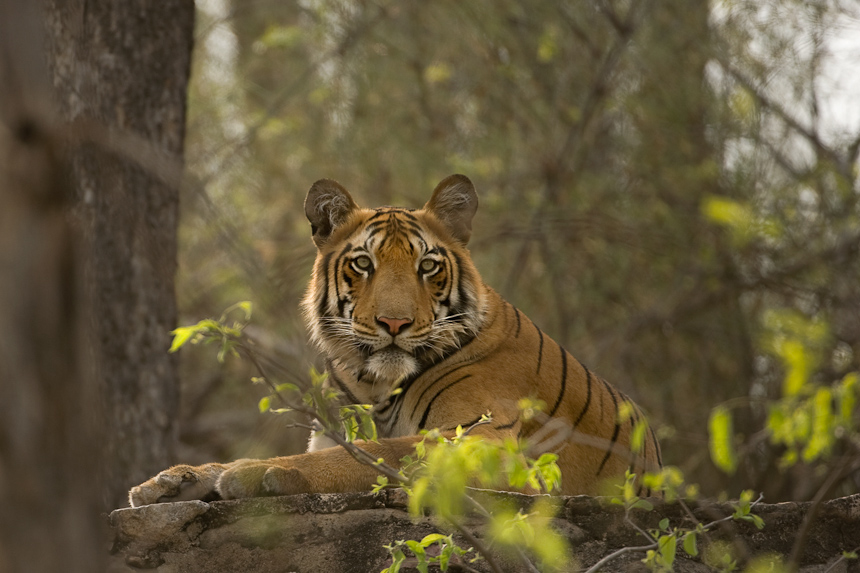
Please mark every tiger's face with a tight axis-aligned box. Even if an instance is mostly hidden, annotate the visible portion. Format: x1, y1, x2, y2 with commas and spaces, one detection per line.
301, 175, 487, 387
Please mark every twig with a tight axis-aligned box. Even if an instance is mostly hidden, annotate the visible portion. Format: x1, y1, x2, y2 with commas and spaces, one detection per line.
822, 544, 860, 573
462, 495, 541, 573
582, 542, 658, 573
625, 509, 657, 544
585, 493, 766, 573
446, 517, 506, 573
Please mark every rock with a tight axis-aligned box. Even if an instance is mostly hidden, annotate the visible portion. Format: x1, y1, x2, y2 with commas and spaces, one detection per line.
107, 491, 860, 572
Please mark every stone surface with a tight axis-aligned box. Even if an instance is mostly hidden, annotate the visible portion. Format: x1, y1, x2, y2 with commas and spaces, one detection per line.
108, 491, 860, 572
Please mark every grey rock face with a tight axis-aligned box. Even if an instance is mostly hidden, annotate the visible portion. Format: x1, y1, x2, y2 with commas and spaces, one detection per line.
108, 491, 860, 572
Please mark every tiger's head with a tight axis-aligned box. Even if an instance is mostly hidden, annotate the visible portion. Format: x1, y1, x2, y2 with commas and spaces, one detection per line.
301, 174, 488, 387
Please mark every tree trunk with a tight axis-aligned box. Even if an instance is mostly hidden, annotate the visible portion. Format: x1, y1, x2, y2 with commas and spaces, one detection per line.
43, 0, 196, 509
0, 1, 103, 570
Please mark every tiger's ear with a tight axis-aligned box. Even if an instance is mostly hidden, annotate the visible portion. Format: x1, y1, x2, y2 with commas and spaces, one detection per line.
305, 179, 359, 248
424, 174, 478, 244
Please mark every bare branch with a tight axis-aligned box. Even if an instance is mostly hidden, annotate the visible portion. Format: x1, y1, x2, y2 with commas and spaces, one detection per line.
582, 542, 658, 573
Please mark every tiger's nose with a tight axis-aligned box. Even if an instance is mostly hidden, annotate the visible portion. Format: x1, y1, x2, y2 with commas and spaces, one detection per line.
376, 316, 413, 335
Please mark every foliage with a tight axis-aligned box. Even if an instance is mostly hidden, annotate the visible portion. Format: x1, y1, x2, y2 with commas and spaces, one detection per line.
382, 534, 477, 573
179, 0, 860, 503
173, 0, 860, 567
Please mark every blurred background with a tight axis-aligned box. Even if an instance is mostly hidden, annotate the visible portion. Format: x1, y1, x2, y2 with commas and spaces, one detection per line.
173, 0, 860, 502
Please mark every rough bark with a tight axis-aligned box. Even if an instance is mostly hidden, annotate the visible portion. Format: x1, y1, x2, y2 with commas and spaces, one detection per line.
0, 1, 102, 570
43, 0, 196, 509
109, 491, 860, 572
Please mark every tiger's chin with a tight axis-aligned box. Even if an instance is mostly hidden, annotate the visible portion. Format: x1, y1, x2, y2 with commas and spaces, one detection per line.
365, 347, 420, 384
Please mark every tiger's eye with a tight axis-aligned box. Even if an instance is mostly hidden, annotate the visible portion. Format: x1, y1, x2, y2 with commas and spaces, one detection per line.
420, 259, 437, 272
355, 255, 372, 270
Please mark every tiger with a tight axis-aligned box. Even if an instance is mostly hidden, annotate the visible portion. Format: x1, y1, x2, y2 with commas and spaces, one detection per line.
128, 174, 662, 507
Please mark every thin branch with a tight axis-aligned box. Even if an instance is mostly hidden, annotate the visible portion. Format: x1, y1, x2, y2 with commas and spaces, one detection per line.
822, 544, 860, 573
582, 542, 658, 573
462, 495, 542, 573
585, 493, 765, 573
624, 509, 657, 544
445, 518, 506, 573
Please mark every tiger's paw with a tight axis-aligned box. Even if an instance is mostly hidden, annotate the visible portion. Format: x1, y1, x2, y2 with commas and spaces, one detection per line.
216, 460, 312, 499
128, 463, 229, 508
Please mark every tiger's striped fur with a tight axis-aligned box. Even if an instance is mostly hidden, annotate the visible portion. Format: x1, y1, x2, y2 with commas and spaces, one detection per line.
300, 174, 661, 496
128, 174, 661, 507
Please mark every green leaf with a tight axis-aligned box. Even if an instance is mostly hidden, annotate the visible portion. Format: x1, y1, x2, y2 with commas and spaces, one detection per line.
169, 326, 198, 353
709, 405, 738, 474
633, 499, 654, 511
360, 413, 378, 441
440, 543, 453, 570
275, 382, 299, 393
420, 533, 448, 547
683, 532, 698, 557
747, 514, 765, 530
631, 420, 648, 453
389, 548, 405, 573
659, 534, 677, 568
659, 518, 670, 531
258, 396, 271, 413
404, 540, 425, 559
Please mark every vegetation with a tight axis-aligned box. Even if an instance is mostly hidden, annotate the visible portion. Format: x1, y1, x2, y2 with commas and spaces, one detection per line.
172, 296, 858, 571
179, 0, 860, 503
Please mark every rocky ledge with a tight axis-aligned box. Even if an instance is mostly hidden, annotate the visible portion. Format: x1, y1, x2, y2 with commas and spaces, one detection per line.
108, 490, 860, 572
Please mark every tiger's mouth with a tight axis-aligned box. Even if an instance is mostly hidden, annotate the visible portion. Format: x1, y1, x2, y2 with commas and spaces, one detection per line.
364, 344, 420, 383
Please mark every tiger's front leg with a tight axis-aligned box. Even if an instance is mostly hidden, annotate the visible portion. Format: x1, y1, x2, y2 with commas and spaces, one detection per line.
129, 462, 232, 507
215, 435, 421, 499
128, 435, 422, 506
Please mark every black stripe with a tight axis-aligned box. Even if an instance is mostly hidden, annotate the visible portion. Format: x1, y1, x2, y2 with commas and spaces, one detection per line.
452, 251, 470, 309
597, 384, 621, 476
548, 342, 567, 418
418, 375, 472, 429
649, 425, 663, 468
400, 218, 422, 230
495, 416, 519, 430
536, 324, 544, 374
332, 248, 352, 315
317, 252, 333, 317
326, 362, 361, 405
512, 305, 521, 338
400, 225, 424, 240
367, 211, 391, 221
572, 360, 592, 428
412, 363, 472, 411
